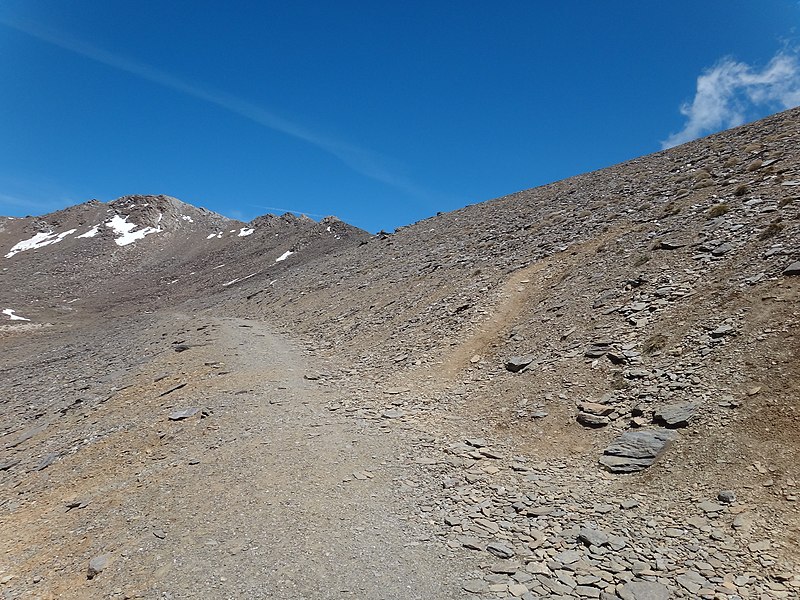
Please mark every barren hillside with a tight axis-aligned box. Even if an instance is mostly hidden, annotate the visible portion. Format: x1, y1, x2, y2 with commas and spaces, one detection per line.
1, 108, 799, 599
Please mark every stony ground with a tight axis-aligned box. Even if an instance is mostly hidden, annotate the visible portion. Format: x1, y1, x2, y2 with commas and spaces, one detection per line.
1, 108, 800, 599
3, 304, 797, 599
0, 313, 474, 599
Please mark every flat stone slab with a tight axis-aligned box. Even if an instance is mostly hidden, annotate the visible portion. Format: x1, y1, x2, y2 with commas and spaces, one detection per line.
381, 408, 406, 419
579, 401, 615, 416
710, 324, 734, 337
654, 403, 697, 428
577, 412, 610, 428
783, 261, 800, 276
600, 429, 678, 473
658, 239, 688, 250
578, 526, 609, 547
583, 344, 609, 358
486, 541, 515, 559
168, 407, 200, 420
505, 355, 535, 372
618, 581, 671, 600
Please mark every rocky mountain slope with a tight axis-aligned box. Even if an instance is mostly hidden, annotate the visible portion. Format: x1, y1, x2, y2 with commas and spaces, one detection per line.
1, 108, 799, 599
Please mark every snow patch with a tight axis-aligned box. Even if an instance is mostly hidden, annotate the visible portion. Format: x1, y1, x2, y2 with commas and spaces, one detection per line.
5, 229, 77, 258
106, 215, 161, 246
77, 225, 100, 238
3, 308, 30, 321
206, 231, 223, 239
223, 272, 260, 287
180, 215, 194, 223
238, 227, 254, 237
275, 250, 294, 262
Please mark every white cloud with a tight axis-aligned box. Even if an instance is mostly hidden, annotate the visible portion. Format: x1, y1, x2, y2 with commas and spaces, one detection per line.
662, 49, 800, 149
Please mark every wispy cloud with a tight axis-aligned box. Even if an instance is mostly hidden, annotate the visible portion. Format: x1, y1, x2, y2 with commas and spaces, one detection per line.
662, 49, 800, 149
0, 174, 77, 216
0, 16, 427, 196
0, 192, 49, 212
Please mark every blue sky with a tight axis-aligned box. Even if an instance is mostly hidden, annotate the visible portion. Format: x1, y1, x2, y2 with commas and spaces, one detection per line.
1, 1, 799, 232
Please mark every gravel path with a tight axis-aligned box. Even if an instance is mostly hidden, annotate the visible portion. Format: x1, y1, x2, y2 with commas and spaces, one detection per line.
0, 314, 468, 599
139, 316, 465, 599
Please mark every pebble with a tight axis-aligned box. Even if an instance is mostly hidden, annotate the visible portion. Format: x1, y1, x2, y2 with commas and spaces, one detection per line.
717, 489, 736, 503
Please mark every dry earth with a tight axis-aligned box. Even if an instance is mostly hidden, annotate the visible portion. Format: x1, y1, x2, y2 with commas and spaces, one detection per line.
2, 107, 800, 599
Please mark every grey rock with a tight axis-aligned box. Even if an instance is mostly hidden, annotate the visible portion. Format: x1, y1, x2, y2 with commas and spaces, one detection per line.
710, 324, 735, 337
584, 344, 610, 358
465, 437, 487, 448
577, 412, 610, 428
65, 499, 89, 510
578, 527, 609, 547
537, 575, 571, 595
575, 585, 602, 598
658, 239, 687, 250
463, 579, 489, 594
676, 571, 708, 593
381, 408, 406, 419
599, 429, 678, 473
87, 554, 111, 579
618, 581, 671, 600
506, 354, 535, 372
486, 541, 515, 559
698, 500, 724, 513
606, 350, 628, 364
478, 448, 503, 459
5, 423, 48, 449
711, 242, 733, 256
718, 490, 736, 503
579, 401, 615, 416
168, 407, 199, 420
383, 386, 409, 394
460, 537, 485, 550
598, 455, 657, 473
554, 549, 581, 564
783, 261, 800, 276
653, 403, 697, 427
490, 561, 521, 574
33, 452, 58, 471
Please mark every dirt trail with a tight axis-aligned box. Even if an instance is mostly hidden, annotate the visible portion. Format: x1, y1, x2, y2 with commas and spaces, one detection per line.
139, 316, 465, 599
0, 315, 467, 599
437, 233, 618, 380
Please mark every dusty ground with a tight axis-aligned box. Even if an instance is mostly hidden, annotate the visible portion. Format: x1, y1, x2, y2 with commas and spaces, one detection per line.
0, 314, 472, 599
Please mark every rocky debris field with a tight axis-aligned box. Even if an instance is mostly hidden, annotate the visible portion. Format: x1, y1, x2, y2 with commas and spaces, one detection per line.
1, 107, 799, 598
